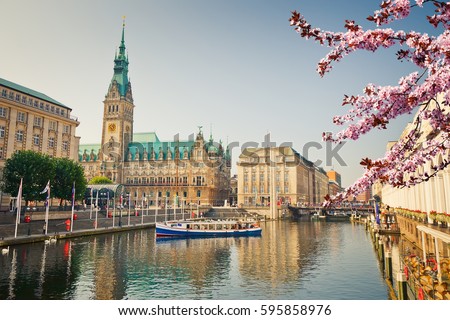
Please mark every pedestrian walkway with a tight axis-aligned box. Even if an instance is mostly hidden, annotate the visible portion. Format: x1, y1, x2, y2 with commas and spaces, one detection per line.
0, 208, 181, 247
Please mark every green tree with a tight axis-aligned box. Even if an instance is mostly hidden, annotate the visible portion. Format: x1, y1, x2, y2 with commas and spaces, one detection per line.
88, 176, 113, 185
1, 150, 54, 204
52, 158, 87, 206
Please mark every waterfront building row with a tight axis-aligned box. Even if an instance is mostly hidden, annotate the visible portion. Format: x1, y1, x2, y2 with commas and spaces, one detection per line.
0, 22, 345, 212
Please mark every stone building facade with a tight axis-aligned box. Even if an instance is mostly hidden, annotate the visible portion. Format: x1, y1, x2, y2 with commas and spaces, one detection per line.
0, 78, 80, 210
236, 146, 329, 207
0, 78, 80, 164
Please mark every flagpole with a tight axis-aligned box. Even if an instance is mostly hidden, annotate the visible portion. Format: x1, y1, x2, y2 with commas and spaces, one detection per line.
89, 188, 93, 220
107, 191, 110, 227
127, 193, 131, 226
155, 193, 158, 223
95, 190, 98, 229
165, 197, 168, 221
44, 181, 50, 235
112, 190, 115, 228
141, 196, 144, 225
14, 178, 23, 238
70, 182, 75, 232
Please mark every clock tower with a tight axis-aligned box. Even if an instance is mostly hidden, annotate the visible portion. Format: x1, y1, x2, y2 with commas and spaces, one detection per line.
100, 19, 134, 183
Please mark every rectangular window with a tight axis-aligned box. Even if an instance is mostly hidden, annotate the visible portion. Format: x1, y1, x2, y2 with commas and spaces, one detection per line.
34, 117, 42, 127
0, 147, 3, 159
0, 107, 6, 117
260, 185, 264, 193
15, 94, 20, 101
61, 110, 65, 117
49, 121, 57, 131
34, 100, 38, 107
17, 112, 26, 122
16, 130, 23, 142
45, 104, 49, 111
29, 98, 33, 106
50, 106, 55, 113
21, 96, 27, 104
33, 134, 40, 146
62, 141, 68, 151
0, 126, 5, 138
284, 186, 289, 193
63, 125, 70, 134
1, 89, 6, 97
56, 108, 60, 115
8, 92, 14, 99
39, 102, 44, 109
48, 137, 54, 148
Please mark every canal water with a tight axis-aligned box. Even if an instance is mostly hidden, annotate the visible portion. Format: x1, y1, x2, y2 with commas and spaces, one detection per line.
0, 220, 389, 300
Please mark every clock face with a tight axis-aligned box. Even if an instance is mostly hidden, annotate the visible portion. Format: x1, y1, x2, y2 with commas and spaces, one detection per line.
108, 123, 116, 132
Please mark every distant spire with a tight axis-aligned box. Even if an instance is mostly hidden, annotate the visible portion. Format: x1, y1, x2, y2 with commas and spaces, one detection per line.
209, 123, 213, 141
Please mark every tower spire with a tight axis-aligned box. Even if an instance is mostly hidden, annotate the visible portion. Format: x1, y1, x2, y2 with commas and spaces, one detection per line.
119, 16, 126, 56
109, 16, 130, 97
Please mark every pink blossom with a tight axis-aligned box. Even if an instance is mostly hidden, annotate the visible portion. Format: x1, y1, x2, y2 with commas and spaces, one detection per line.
291, 0, 450, 205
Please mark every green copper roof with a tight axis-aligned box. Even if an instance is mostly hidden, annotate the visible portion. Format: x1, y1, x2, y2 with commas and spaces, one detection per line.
110, 23, 130, 96
78, 144, 101, 162
0, 77, 70, 109
133, 132, 160, 143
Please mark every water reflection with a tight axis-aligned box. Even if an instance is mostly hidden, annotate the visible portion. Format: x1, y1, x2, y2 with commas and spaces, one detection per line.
0, 221, 388, 300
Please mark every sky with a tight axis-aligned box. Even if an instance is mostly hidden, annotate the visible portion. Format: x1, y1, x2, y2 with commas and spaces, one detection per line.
0, 0, 440, 188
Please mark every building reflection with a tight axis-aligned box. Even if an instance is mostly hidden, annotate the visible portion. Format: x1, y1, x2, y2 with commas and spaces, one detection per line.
0, 221, 390, 299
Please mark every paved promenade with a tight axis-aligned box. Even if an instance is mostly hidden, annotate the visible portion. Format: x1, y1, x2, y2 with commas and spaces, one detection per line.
0, 208, 187, 247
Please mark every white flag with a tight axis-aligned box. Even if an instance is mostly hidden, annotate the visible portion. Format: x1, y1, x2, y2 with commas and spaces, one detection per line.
40, 180, 50, 194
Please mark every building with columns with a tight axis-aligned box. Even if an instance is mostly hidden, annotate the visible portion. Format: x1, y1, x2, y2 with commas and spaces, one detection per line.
236, 146, 329, 207
78, 23, 231, 206
380, 94, 450, 218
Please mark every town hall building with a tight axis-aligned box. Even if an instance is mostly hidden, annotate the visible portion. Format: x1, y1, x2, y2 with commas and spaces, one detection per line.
78, 23, 231, 207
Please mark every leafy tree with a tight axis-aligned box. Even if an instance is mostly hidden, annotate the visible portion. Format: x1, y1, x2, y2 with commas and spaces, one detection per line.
290, 0, 450, 205
52, 157, 87, 206
1, 150, 54, 204
88, 176, 113, 185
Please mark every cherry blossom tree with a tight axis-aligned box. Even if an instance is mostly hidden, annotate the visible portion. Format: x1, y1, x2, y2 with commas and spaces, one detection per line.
290, 0, 450, 206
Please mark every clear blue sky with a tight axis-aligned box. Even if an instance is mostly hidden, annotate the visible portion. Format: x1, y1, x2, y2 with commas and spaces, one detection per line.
1, 0, 438, 187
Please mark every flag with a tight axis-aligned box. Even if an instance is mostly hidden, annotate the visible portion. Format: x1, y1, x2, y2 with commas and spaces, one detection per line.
17, 179, 23, 201
40, 180, 50, 207
14, 178, 23, 238
375, 202, 380, 225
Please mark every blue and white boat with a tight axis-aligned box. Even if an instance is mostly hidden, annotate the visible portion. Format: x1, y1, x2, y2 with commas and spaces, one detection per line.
155, 219, 262, 238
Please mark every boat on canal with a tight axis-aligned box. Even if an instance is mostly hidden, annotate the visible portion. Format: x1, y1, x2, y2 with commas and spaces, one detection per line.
325, 211, 351, 222
155, 218, 262, 238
